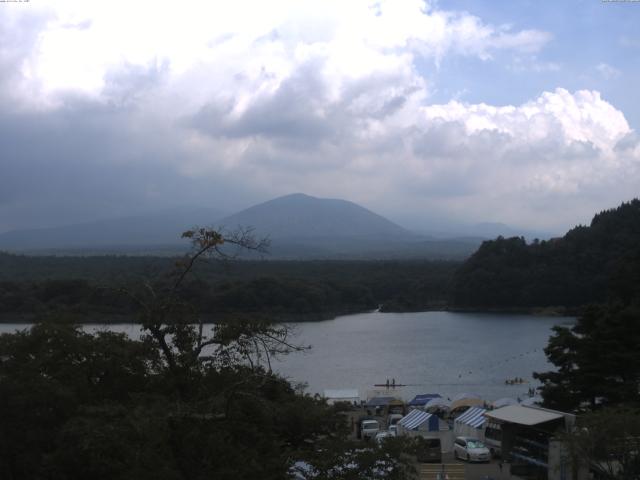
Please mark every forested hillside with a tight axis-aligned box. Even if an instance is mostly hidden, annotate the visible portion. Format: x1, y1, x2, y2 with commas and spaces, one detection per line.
451, 199, 640, 309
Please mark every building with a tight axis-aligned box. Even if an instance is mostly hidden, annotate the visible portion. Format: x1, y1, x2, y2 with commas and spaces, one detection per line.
484, 405, 586, 480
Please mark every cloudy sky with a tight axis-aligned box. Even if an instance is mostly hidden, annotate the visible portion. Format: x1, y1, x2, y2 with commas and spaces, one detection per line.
1, 0, 639, 234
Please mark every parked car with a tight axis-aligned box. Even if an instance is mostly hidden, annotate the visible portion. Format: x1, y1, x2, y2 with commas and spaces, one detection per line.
415, 436, 442, 463
360, 419, 381, 440
387, 413, 403, 428
453, 436, 490, 462
388, 424, 398, 436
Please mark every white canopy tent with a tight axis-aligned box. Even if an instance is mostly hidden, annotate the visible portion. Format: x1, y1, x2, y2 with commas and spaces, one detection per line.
424, 397, 451, 412
450, 393, 484, 412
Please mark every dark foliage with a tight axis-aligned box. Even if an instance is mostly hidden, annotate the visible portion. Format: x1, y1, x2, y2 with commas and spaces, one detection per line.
562, 407, 640, 479
0, 228, 417, 480
0, 321, 350, 480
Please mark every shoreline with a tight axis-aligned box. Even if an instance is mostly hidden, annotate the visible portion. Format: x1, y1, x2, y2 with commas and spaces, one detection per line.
0, 304, 580, 325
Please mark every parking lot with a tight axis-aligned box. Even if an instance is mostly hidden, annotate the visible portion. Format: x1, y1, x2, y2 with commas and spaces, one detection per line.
345, 409, 521, 480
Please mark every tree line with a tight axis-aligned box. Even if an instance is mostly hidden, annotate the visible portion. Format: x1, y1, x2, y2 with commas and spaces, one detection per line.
0, 256, 457, 321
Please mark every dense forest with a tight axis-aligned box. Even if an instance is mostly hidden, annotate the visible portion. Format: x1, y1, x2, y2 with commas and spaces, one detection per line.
451, 199, 640, 309
0, 254, 457, 321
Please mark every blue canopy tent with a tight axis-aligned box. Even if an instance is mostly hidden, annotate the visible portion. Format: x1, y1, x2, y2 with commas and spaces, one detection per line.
408, 393, 442, 407
365, 396, 396, 408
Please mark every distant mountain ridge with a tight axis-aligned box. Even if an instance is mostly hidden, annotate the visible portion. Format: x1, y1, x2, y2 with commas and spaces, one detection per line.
0, 207, 225, 252
0, 194, 507, 259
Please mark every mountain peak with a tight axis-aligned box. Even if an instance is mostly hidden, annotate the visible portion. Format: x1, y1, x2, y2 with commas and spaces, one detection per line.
220, 194, 410, 240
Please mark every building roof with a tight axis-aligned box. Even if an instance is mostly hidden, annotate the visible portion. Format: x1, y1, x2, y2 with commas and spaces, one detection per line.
398, 409, 433, 430
455, 407, 487, 428
323, 389, 359, 400
484, 405, 563, 426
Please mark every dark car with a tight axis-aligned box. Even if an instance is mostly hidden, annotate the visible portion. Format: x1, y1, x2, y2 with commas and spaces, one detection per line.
415, 436, 442, 463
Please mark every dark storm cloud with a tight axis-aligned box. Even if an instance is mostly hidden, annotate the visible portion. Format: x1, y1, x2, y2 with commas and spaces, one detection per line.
0, 96, 247, 231
190, 59, 417, 151
103, 60, 170, 107
191, 61, 334, 142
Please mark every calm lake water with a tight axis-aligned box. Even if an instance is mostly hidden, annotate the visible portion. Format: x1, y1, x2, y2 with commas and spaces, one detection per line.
0, 311, 570, 403
274, 311, 570, 403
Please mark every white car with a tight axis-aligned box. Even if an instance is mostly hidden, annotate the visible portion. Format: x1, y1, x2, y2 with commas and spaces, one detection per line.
453, 437, 491, 462
360, 419, 380, 440
387, 413, 403, 428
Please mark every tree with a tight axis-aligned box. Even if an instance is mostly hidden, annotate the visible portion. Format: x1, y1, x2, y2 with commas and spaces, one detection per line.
0, 227, 417, 480
534, 303, 640, 412
561, 408, 640, 480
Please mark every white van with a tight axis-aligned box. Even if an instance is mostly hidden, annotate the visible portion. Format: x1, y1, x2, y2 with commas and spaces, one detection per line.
361, 419, 381, 440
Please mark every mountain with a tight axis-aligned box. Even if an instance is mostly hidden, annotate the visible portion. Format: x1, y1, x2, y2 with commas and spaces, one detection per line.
218, 193, 413, 240
451, 199, 640, 309
0, 194, 483, 259
216, 193, 477, 259
0, 207, 225, 253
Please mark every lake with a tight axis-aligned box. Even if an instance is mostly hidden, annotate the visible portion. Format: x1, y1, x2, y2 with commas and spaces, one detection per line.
0, 311, 570, 403
273, 311, 569, 403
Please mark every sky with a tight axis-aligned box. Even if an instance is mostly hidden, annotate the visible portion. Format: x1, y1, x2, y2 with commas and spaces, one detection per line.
1, 0, 639, 234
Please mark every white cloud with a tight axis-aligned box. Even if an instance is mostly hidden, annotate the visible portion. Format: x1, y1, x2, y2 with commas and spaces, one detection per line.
1, 0, 637, 233
596, 62, 621, 80
6, 0, 552, 108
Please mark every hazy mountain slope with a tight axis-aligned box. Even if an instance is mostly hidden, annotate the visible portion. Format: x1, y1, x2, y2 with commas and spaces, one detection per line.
0, 207, 224, 251
219, 193, 413, 240
0, 193, 486, 259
